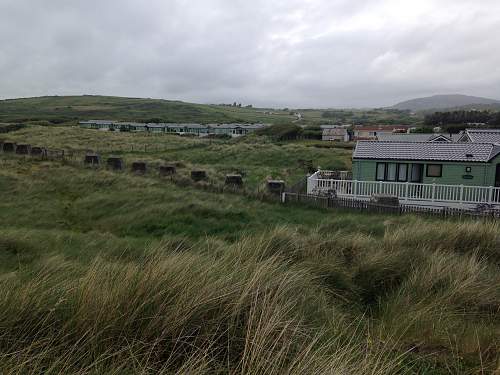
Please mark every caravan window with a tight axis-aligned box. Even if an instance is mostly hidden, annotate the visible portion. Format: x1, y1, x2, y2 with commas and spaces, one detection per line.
397, 164, 408, 182
376, 163, 386, 181
376, 162, 409, 182
386, 163, 397, 181
427, 164, 442, 178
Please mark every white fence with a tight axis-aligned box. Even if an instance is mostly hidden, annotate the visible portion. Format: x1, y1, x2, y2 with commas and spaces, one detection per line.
307, 171, 500, 208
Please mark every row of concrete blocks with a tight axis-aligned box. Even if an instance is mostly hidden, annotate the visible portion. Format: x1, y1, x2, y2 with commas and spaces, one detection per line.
85, 155, 247, 186
0, 143, 285, 192
85, 155, 285, 192
0, 142, 47, 156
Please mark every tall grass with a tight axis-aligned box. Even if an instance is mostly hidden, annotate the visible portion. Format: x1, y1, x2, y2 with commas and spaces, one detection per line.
0, 223, 498, 373
0, 234, 406, 374
1, 157, 499, 373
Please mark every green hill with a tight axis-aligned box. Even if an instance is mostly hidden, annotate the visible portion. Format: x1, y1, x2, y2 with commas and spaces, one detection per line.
0, 95, 294, 124
392, 94, 500, 112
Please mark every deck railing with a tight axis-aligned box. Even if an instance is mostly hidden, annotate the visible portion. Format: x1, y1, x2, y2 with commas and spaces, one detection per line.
307, 171, 500, 207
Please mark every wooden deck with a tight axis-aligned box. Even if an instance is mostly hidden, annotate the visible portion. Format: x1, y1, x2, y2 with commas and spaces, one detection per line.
307, 171, 500, 210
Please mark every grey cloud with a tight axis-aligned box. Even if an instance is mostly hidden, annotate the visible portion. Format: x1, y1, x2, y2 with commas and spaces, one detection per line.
1, 0, 500, 107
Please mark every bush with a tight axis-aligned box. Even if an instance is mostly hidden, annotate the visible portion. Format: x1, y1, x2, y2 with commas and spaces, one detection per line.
255, 124, 303, 140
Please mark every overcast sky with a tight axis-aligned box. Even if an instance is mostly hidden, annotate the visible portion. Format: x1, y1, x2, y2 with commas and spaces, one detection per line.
1, 0, 500, 108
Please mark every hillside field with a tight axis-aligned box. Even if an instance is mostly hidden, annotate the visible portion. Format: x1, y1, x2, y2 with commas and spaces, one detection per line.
0, 124, 499, 374
0, 95, 424, 127
0, 95, 295, 125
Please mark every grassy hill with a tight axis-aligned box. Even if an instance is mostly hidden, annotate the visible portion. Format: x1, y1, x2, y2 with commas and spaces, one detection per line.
0, 95, 426, 127
0, 95, 295, 124
392, 94, 500, 112
0, 125, 499, 373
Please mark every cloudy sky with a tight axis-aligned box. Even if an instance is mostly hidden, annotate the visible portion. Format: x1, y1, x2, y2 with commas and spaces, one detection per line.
1, 0, 500, 107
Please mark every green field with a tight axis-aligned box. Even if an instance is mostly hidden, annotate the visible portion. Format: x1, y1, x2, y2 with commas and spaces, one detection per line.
0, 95, 295, 124
0, 121, 499, 374
0, 95, 424, 127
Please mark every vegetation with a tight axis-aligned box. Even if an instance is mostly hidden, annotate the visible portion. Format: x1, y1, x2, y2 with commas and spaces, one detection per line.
0, 123, 25, 133
304, 108, 421, 126
0, 95, 426, 128
0, 118, 499, 373
424, 110, 500, 129
2, 125, 352, 188
255, 123, 305, 140
0, 155, 499, 373
0, 96, 295, 125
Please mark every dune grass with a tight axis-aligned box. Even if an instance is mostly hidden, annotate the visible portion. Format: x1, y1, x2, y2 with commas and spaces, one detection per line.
0, 155, 499, 373
0, 225, 498, 373
2, 125, 352, 189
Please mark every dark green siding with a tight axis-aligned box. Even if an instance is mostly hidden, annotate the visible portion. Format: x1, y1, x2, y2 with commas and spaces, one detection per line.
353, 157, 500, 187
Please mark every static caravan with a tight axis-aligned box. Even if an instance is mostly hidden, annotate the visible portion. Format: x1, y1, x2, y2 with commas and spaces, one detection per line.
352, 141, 500, 188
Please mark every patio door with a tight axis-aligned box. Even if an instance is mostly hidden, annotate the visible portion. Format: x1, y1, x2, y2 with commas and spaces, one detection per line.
410, 164, 424, 183
496, 164, 500, 187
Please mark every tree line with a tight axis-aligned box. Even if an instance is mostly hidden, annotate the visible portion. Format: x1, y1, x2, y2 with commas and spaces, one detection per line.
424, 110, 500, 127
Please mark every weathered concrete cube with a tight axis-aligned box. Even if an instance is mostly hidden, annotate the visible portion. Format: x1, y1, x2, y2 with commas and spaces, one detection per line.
191, 170, 207, 181
84, 154, 100, 165
267, 180, 285, 194
107, 157, 124, 171
225, 174, 243, 186
159, 165, 176, 176
2, 142, 15, 153
15, 144, 31, 155
30, 146, 46, 157
132, 161, 147, 174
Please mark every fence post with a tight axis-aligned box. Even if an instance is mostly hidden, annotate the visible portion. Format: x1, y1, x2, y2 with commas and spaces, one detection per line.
459, 185, 464, 206
488, 186, 493, 204
379, 181, 383, 194
353, 180, 358, 198
431, 183, 436, 202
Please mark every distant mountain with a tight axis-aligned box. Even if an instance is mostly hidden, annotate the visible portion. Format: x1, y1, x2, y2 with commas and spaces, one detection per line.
391, 94, 500, 111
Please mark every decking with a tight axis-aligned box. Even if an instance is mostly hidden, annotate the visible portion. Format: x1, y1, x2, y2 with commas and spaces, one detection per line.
307, 170, 500, 209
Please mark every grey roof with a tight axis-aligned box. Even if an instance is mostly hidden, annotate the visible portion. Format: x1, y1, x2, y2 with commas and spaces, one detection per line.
353, 141, 499, 162
491, 144, 500, 160
80, 120, 267, 130
463, 129, 500, 144
320, 125, 350, 129
80, 120, 115, 125
376, 133, 460, 142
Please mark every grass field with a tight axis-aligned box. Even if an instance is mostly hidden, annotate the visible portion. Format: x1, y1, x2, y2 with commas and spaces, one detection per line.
2, 125, 352, 189
0, 95, 295, 125
0, 124, 499, 374
0, 95, 424, 127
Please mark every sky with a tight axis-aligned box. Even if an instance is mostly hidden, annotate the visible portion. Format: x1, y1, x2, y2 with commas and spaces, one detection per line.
1, 0, 500, 108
